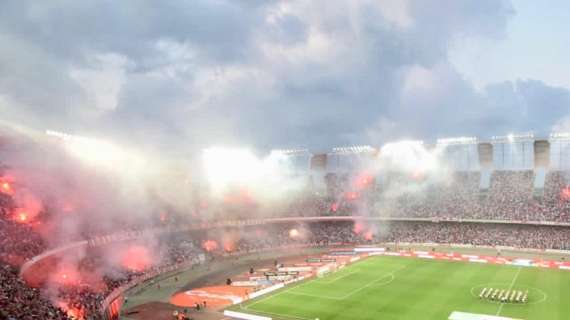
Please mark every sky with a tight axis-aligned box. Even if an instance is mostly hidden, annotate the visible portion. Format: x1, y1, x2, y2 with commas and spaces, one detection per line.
0, 0, 569, 153
451, 0, 570, 90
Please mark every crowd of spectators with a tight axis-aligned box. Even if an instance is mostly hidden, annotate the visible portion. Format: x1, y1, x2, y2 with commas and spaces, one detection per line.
202, 221, 570, 255
3, 167, 570, 319
50, 236, 204, 319
0, 193, 73, 319
277, 170, 570, 223
381, 170, 570, 222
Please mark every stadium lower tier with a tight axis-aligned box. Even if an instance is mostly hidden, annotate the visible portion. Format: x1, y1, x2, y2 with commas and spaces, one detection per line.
11, 219, 570, 320
123, 246, 570, 320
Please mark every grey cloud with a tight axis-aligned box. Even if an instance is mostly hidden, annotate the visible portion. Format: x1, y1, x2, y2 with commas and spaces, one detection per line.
0, 0, 568, 153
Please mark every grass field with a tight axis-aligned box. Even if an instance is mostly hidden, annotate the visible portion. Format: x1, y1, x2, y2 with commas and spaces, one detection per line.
235, 256, 570, 320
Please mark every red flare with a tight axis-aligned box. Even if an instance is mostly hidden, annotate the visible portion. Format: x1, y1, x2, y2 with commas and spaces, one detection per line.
52, 265, 81, 286
15, 211, 28, 223
330, 202, 339, 212
345, 191, 359, 200
1, 181, 12, 193
56, 300, 85, 320
13, 191, 42, 222
202, 240, 218, 252
222, 238, 236, 252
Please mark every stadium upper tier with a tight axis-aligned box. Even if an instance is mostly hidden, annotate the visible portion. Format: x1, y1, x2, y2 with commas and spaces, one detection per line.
203, 170, 570, 224
282, 133, 570, 172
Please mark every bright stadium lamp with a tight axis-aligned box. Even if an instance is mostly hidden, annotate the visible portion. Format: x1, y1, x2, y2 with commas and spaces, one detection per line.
437, 137, 477, 145
550, 132, 570, 141
46, 130, 145, 172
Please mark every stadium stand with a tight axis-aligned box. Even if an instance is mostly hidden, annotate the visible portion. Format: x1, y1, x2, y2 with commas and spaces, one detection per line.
2, 163, 570, 319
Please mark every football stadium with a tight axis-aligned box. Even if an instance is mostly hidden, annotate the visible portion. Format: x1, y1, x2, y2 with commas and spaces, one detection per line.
2, 1, 570, 320
2, 133, 570, 320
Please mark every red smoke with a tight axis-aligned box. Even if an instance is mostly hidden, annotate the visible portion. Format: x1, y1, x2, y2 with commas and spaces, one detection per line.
354, 222, 374, 240
353, 221, 365, 234
411, 170, 426, 181
255, 228, 268, 238
561, 186, 570, 201
66, 307, 84, 320
120, 245, 152, 272
223, 188, 256, 206
345, 191, 359, 200
330, 202, 339, 212
354, 173, 373, 189
60, 200, 75, 213
222, 235, 236, 252
56, 300, 85, 320
52, 264, 81, 286
11, 190, 42, 223
1, 181, 13, 195
202, 240, 219, 252
15, 210, 29, 223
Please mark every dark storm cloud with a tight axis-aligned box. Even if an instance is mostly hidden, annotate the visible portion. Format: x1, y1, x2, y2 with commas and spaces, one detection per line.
0, 0, 568, 152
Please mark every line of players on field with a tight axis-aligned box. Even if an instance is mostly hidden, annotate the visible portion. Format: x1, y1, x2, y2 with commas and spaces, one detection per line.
479, 288, 528, 303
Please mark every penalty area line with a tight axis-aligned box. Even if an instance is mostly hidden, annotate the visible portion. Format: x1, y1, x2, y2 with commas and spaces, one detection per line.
317, 271, 358, 284
287, 263, 407, 300
244, 279, 310, 310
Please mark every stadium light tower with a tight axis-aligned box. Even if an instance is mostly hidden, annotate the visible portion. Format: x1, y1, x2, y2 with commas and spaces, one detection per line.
436, 136, 477, 146
550, 132, 570, 141
331, 145, 376, 154
270, 148, 309, 156
491, 132, 534, 143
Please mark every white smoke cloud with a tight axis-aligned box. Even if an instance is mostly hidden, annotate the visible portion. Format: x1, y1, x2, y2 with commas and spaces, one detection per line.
201, 147, 306, 206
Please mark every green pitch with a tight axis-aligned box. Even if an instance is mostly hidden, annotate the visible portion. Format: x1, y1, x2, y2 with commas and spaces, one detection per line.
234, 256, 570, 320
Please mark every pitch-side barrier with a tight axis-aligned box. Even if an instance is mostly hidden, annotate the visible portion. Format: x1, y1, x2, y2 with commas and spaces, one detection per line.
224, 310, 272, 320
449, 311, 522, 320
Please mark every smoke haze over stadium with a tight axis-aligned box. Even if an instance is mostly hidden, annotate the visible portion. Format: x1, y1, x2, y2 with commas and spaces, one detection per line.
1, 0, 569, 152
3, 4, 570, 320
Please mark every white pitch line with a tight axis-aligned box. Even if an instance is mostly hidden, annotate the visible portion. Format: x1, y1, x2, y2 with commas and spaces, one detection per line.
288, 263, 407, 300
496, 267, 522, 316
317, 271, 357, 284
245, 282, 304, 309
242, 307, 314, 320
284, 290, 344, 300
245, 261, 409, 316
339, 265, 406, 299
